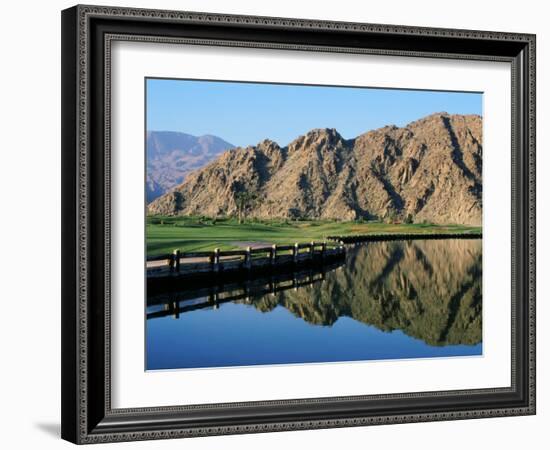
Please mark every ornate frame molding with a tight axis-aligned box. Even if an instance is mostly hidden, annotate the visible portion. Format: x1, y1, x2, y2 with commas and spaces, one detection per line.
61, 4, 536, 444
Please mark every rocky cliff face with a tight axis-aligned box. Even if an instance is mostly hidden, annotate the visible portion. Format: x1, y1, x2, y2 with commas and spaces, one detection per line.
148, 113, 482, 225
146, 131, 234, 202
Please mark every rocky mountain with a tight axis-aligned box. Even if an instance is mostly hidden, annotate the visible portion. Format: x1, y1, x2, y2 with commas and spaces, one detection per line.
148, 113, 482, 225
146, 131, 234, 202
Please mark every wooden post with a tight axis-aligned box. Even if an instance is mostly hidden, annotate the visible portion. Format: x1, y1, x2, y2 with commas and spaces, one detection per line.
271, 244, 277, 265
293, 243, 299, 263
213, 291, 219, 310
310, 241, 315, 259
209, 286, 219, 309
169, 250, 176, 272
213, 248, 220, 273
173, 249, 180, 272
245, 246, 252, 270
321, 241, 327, 259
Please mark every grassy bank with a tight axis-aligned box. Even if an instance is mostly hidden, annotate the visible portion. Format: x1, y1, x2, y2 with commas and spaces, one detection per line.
146, 215, 481, 257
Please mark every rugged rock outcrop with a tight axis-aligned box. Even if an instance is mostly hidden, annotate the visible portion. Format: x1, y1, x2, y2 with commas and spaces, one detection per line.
149, 113, 482, 225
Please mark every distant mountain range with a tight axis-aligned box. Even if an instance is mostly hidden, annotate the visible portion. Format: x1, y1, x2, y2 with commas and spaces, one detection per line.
148, 113, 482, 225
146, 131, 234, 202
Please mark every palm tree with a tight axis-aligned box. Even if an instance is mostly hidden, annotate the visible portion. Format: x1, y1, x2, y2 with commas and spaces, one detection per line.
235, 191, 257, 224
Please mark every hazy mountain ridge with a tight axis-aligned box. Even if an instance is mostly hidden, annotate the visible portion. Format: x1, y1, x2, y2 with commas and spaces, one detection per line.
146, 131, 234, 202
148, 113, 482, 225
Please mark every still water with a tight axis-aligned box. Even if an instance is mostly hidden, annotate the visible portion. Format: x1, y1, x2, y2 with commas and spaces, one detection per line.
146, 239, 482, 370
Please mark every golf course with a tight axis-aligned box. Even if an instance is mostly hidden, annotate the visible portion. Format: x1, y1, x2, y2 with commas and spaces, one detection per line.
146, 215, 482, 257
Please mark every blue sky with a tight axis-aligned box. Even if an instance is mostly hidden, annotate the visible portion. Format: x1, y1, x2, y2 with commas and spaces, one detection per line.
146, 78, 482, 148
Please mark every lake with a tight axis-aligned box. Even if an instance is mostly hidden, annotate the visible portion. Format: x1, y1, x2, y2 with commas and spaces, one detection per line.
146, 239, 482, 370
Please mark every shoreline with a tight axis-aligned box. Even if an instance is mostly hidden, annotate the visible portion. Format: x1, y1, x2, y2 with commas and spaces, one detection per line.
328, 232, 482, 243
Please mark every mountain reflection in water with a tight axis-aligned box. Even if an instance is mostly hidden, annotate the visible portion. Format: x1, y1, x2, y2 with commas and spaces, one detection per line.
146, 239, 482, 370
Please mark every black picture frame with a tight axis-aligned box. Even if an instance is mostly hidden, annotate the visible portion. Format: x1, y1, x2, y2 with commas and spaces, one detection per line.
61, 4, 536, 444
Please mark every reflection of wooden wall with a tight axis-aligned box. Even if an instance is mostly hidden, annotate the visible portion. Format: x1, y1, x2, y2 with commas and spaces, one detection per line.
147, 270, 327, 320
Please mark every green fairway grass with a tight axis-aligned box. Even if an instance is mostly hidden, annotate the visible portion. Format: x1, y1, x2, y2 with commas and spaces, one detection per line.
146, 216, 482, 257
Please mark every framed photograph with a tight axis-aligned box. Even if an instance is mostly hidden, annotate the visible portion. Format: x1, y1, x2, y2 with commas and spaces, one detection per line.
61, 4, 536, 444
